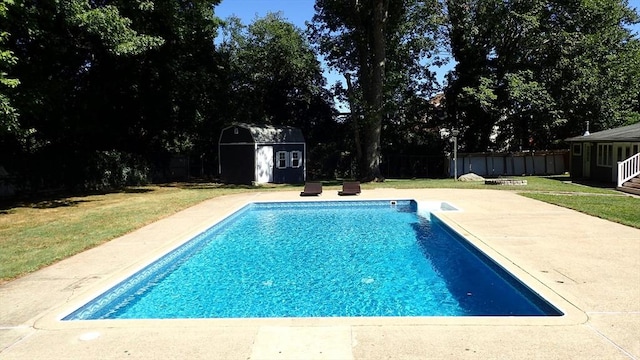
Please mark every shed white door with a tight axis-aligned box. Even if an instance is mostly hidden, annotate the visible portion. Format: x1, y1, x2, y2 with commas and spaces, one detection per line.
255, 146, 274, 183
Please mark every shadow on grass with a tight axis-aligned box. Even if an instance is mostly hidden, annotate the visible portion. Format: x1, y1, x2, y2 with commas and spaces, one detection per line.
159, 179, 345, 190
159, 182, 260, 190
121, 187, 155, 194
544, 175, 616, 189
0, 179, 369, 211
0, 187, 156, 211
544, 175, 572, 182
29, 199, 91, 209
0, 196, 92, 211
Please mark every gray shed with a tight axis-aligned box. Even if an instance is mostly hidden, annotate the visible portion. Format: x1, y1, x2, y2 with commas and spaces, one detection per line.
218, 123, 306, 184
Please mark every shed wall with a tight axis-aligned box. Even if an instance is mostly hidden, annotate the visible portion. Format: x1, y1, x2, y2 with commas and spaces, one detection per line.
272, 144, 305, 184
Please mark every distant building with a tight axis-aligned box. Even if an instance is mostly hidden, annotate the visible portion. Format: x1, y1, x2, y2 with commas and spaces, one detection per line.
565, 122, 640, 183
218, 123, 306, 184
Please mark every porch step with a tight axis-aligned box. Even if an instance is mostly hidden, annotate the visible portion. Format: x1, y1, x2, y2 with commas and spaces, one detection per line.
624, 181, 640, 189
618, 175, 640, 196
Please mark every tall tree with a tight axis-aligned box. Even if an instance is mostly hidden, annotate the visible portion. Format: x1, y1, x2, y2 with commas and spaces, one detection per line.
311, 0, 389, 181
310, 0, 443, 181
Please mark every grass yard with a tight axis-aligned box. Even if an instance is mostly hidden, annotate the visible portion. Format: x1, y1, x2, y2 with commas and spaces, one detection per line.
1, 176, 638, 283
0, 184, 253, 283
373, 176, 618, 193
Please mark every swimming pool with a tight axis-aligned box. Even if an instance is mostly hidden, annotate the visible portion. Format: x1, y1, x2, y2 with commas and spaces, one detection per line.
63, 200, 562, 320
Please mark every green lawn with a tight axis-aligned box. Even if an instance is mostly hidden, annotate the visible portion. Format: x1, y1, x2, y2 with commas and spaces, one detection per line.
1, 176, 637, 283
0, 185, 249, 282
521, 192, 640, 229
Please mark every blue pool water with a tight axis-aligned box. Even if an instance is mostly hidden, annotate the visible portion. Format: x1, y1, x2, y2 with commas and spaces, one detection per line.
64, 200, 562, 320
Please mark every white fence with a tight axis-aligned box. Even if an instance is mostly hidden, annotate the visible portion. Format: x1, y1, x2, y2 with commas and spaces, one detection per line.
448, 151, 569, 178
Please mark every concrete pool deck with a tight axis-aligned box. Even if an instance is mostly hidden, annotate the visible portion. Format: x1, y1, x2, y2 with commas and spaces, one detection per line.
1, 188, 638, 359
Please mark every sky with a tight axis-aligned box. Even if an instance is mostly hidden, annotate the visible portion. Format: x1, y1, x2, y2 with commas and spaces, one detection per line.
216, 0, 316, 27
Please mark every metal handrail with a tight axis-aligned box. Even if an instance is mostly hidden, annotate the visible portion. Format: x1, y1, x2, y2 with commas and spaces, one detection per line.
617, 153, 640, 187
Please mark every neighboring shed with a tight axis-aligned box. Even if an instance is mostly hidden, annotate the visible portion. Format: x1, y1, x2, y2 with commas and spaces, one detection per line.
565, 122, 640, 182
218, 123, 306, 184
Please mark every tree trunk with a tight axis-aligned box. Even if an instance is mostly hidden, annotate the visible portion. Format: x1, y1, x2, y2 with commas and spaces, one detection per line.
354, 0, 387, 182
344, 73, 362, 164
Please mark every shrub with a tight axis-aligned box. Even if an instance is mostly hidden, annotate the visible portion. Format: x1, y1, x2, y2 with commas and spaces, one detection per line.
82, 150, 149, 191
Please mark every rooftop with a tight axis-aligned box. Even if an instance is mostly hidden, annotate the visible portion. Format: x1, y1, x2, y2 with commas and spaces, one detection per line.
224, 123, 305, 143
566, 122, 640, 142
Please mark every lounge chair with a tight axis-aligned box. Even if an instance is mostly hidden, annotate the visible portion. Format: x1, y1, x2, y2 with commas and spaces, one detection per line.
338, 181, 361, 196
300, 182, 322, 196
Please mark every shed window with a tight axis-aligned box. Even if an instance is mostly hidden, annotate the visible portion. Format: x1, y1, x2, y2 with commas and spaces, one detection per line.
290, 151, 302, 168
597, 143, 613, 167
276, 151, 288, 169
572, 144, 582, 156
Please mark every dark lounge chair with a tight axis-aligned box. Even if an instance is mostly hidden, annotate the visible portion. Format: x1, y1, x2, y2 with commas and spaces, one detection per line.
300, 182, 322, 196
338, 181, 361, 196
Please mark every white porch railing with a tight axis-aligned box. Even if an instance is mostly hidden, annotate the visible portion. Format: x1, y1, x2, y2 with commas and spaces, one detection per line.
617, 153, 640, 187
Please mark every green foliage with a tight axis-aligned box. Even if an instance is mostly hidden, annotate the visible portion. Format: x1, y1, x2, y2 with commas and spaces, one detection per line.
1, 0, 341, 191
220, 13, 330, 123
82, 150, 150, 191
0, 0, 20, 135
1, 0, 224, 192
63, 2, 164, 55
462, 76, 497, 111
445, 0, 640, 152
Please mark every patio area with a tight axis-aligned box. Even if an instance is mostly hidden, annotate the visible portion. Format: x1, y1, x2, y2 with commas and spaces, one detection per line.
1, 188, 639, 359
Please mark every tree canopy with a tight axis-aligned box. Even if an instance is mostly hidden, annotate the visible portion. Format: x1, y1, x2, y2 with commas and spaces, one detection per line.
0, 0, 638, 194
445, 0, 640, 152
1, 0, 224, 189
218, 13, 334, 135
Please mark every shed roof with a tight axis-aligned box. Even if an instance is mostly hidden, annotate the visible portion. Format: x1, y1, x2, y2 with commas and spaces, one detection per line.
225, 123, 305, 143
565, 122, 640, 142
